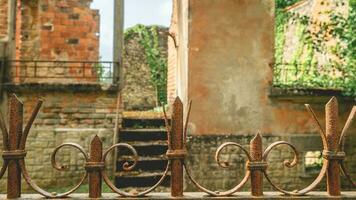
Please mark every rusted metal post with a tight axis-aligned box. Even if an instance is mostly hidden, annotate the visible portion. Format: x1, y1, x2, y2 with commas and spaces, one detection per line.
169, 97, 184, 197
86, 135, 103, 198
7, 94, 23, 198
250, 133, 263, 196
325, 97, 341, 196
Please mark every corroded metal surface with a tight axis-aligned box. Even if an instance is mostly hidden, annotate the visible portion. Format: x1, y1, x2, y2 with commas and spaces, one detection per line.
87, 136, 103, 198
0, 95, 355, 199
325, 97, 341, 196
170, 97, 184, 197
250, 133, 263, 196
8, 94, 23, 198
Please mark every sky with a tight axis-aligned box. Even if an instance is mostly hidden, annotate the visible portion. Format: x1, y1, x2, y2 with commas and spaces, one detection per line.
91, 0, 172, 61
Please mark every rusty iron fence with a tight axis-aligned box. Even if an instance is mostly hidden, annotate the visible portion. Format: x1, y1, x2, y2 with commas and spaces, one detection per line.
0, 94, 355, 199
5, 60, 117, 84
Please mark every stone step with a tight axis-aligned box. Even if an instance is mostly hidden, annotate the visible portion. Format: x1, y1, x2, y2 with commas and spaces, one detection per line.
119, 128, 167, 142
122, 118, 167, 129
117, 143, 168, 157
116, 157, 168, 172
115, 117, 170, 189
115, 172, 170, 188
115, 170, 170, 177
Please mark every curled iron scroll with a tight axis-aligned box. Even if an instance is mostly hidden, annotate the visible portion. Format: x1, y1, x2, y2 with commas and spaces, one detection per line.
338, 106, 356, 187
262, 141, 328, 195
102, 143, 171, 197
184, 142, 251, 196
20, 143, 89, 198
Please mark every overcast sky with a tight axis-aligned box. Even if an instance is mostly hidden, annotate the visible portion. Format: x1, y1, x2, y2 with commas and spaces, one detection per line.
91, 0, 172, 61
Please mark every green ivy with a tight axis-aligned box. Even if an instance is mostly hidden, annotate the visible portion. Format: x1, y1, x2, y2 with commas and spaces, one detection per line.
125, 24, 168, 104
274, 0, 356, 96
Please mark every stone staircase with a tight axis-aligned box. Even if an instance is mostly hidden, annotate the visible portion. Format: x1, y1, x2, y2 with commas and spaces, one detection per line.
115, 116, 170, 190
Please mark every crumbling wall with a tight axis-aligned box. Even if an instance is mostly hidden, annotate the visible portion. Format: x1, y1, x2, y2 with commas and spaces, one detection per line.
18, 0, 99, 61
167, 0, 178, 105
185, 134, 356, 191
167, 0, 356, 191
0, 86, 119, 190
122, 26, 168, 110
282, 0, 349, 65
11, 0, 100, 83
0, 0, 7, 40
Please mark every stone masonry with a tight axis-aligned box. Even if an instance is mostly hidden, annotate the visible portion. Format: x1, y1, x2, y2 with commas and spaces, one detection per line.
121, 26, 168, 110
167, 0, 356, 192
184, 134, 356, 192
0, 0, 119, 191
0, 85, 119, 191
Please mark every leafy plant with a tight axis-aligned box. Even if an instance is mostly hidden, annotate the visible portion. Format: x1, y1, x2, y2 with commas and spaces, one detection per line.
274, 0, 356, 96
125, 25, 168, 104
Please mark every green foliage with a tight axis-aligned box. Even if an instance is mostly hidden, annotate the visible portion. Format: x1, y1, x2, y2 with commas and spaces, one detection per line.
274, 1, 356, 96
275, 0, 301, 9
125, 24, 168, 104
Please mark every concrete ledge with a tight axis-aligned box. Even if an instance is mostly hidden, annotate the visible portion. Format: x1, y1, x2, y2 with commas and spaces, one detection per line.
3, 83, 119, 93
2, 192, 356, 199
269, 87, 356, 103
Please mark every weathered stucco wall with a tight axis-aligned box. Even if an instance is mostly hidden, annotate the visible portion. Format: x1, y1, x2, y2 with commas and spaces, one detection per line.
184, 0, 355, 135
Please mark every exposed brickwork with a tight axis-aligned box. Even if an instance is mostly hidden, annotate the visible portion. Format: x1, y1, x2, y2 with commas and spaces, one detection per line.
0, 0, 119, 190
122, 26, 168, 110
17, 0, 99, 61
12, 0, 100, 83
0, 0, 8, 40
167, 0, 178, 105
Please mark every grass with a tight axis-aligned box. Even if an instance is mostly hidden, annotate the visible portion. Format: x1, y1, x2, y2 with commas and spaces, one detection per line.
47, 183, 113, 194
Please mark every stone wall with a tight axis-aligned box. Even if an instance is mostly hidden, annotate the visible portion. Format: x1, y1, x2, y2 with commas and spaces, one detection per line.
167, 0, 356, 191
167, 0, 356, 136
122, 26, 168, 110
0, 86, 120, 191
184, 134, 356, 191
0, 0, 7, 40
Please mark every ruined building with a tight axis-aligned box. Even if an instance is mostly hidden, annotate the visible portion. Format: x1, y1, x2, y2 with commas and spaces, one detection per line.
167, 0, 356, 191
0, 0, 118, 189
0, 0, 355, 194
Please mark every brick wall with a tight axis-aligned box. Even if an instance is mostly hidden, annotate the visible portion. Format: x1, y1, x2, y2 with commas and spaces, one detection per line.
167, 0, 178, 105
12, 0, 100, 83
121, 26, 168, 110
0, 86, 119, 190
0, 0, 7, 40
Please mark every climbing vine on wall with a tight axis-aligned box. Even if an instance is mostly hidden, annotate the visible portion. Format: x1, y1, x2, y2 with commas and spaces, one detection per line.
274, 0, 356, 96
125, 24, 168, 104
